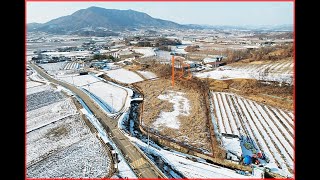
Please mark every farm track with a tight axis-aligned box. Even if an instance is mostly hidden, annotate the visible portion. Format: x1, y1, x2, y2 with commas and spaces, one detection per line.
210, 91, 294, 174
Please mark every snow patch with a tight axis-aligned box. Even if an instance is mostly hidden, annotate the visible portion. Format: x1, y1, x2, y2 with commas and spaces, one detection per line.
153, 91, 190, 129
105, 68, 144, 84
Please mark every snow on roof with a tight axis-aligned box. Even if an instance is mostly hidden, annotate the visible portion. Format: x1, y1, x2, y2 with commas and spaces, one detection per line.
203, 57, 218, 63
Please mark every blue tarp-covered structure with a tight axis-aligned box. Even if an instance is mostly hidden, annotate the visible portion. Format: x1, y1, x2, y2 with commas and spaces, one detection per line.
243, 155, 252, 165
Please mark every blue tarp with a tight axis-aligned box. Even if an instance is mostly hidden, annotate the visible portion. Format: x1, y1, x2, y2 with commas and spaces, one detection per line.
243, 155, 252, 165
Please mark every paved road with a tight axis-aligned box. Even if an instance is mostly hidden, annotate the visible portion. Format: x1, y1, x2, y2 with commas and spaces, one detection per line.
29, 63, 166, 178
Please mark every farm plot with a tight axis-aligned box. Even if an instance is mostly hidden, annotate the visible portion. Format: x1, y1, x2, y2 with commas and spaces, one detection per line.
27, 135, 110, 178
58, 74, 100, 87
27, 98, 77, 132
82, 81, 127, 113
38, 62, 67, 76
133, 47, 156, 58
136, 70, 157, 79
64, 62, 80, 70
210, 91, 294, 177
231, 60, 293, 74
59, 74, 128, 113
38, 62, 67, 72
27, 90, 65, 112
26, 80, 44, 88
27, 115, 111, 178
27, 85, 111, 178
27, 83, 53, 95
196, 59, 293, 84
105, 68, 144, 84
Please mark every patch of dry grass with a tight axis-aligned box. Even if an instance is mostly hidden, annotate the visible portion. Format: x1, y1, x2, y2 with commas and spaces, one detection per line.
136, 78, 212, 152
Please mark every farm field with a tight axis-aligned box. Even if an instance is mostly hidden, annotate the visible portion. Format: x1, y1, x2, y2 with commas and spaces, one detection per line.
195, 59, 293, 85
64, 62, 80, 70
39, 62, 81, 77
133, 47, 156, 58
136, 70, 157, 79
26, 79, 111, 178
105, 68, 144, 84
58, 74, 128, 113
38, 62, 67, 72
210, 91, 294, 177
26, 80, 44, 88
82, 81, 127, 113
58, 74, 100, 87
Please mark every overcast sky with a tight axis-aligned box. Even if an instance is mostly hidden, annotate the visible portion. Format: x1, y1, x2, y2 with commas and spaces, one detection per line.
27, 2, 293, 26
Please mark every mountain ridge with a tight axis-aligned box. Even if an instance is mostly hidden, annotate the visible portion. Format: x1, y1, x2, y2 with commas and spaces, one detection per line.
28, 6, 185, 34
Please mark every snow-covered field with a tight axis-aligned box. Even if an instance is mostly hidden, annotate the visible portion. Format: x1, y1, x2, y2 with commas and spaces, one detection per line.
58, 74, 100, 87
105, 68, 144, 84
38, 62, 68, 77
27, 135, 110, 178
26, 80, 43, 88
27, 80, 111, 178
195, 60, 293, 85
38, 62, 80, 77
82, 81, 127, 112
133, 47, 156, 58
27, 90, 65, 112
27, 98, 77, 132
38, 62, 67, 72
136, 70, 157, 79
210, 92, 294, 177
27, 111, 111, 178
230, 60, 293, 74
153, 91, 190, 130
27, 83, 53, 95
59, 74, 128, 113
64, 62, 80, 70
42, 50, 92, 58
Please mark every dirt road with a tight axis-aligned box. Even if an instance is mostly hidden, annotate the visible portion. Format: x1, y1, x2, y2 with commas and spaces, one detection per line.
29, 63, 166, 178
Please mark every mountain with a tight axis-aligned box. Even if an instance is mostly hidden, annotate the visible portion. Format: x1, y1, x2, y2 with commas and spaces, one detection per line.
28, 6, 184, 34
27, 23, 43, 31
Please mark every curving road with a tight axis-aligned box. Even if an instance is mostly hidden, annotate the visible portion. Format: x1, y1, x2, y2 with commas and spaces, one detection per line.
29, 63, 166, 178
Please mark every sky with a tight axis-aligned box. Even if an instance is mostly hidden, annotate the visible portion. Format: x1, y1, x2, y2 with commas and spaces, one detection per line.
27, 2, 293, 26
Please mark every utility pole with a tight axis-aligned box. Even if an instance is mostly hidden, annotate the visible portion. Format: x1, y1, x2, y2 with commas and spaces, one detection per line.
71, 75, 75, 85
147, 125, 150, 154
171, 55, 175, 87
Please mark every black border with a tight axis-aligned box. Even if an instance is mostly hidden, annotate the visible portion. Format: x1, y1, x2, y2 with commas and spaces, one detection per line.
6, 0, 25, 179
